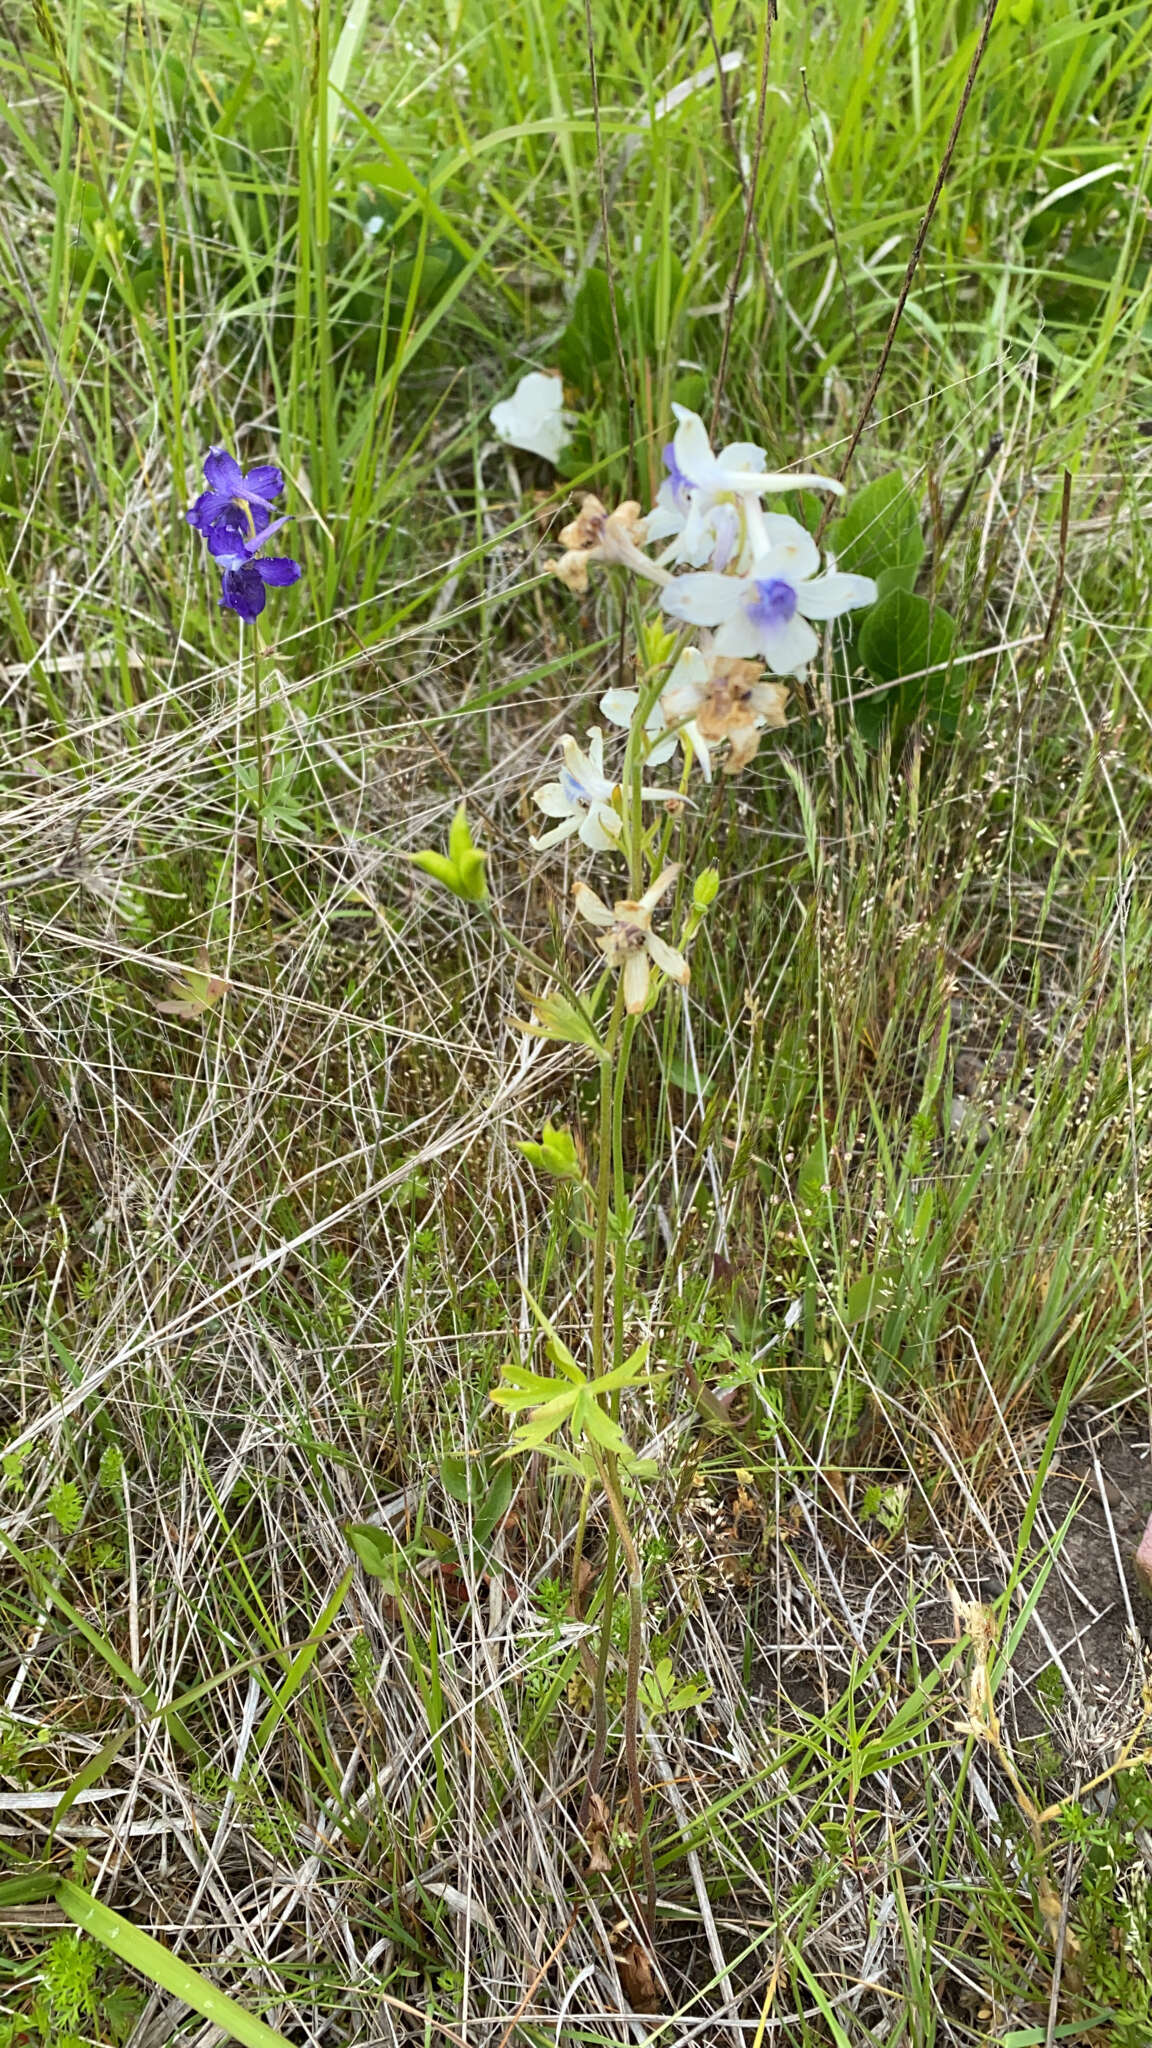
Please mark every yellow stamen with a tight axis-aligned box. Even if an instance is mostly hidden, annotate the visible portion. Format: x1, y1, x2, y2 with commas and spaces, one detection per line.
235, 496, 257, 542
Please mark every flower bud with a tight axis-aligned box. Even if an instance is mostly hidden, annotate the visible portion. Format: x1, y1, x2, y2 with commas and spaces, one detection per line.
515, 1122, 583, 1179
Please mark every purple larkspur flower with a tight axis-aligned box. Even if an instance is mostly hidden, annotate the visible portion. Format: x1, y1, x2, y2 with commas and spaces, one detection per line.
205, 519, 302, 622
186, 447, 285, 541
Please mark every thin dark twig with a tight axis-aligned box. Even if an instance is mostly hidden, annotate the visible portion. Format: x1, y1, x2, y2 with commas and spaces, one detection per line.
1042, 469, 1073, 648
917, 429, 1003, 589
581, 0, 636, 502
800, 67, 862, 363
711, 3, 776, 437
700, 2, 801, 428
816, 0, 1001, 540
942, 430, 1004, 547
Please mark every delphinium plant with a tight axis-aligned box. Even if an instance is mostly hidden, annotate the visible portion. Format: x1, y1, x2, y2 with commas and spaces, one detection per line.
415, 400, 876, 1935
186, 447, 303, 913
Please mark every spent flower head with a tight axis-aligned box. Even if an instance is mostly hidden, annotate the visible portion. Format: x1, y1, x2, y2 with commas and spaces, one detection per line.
552, 496, 669, 594
662, 646, 788, 774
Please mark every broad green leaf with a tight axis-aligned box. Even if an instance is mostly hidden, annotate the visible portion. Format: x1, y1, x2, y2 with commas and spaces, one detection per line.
858, 590, 956, 700
346, 1523, 402, 1579
56, 1881, 294, 2048
557, 270, 615, 396
829, 472, 925, 583
471, 1464, 515, 1549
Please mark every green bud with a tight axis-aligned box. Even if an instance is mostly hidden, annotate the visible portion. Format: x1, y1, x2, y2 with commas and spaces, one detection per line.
692, 866, 720, 912
411, 805, 488, 903
640, 617, 679, 672
516, 1122, 582, 1179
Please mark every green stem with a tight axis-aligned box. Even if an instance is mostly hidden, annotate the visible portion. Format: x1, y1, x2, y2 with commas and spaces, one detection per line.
248, 623, 271, 934
597, 1448, 656, 1937
584, 985, 624, 1816
592, 987, 625, 1380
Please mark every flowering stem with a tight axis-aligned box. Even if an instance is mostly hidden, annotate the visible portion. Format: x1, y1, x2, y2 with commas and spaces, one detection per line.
584, 984, 624, 1819
245, 623, 272, 933
595, 1445, 656, 1937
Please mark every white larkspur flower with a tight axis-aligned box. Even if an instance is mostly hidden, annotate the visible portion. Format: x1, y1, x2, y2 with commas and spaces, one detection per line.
646, 405, 846, 573
490, 370, 574, 463
662, 649, 788, 775
530, 730, 680, 854
661, 514, 876, 679
531, 729, 622, 853
572, 865, 690, 1015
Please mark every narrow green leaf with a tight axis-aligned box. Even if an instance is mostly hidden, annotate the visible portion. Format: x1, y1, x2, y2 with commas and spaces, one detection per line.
56, 1880, 294, 2048
255, 1563, 354, 1753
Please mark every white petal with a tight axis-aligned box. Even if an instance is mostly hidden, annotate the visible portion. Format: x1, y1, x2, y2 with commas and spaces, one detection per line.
643, 731, 679, 767
637, 864, 681, 914
750, 523, 821, 583
533, 781, 578, 819
599, 688, 639, 730
662, 571, 747, 628
646, 932, 690, 984
623, 949, 650, 1013
711, 611, 768, 661
578, 806, 623, 853
729, 612, 820, 678
736, 469, 845, 497
572, 880, 616, 928
716, 440, 767, 476
682, 722, 713, 782
529, 816, 578, 850
490, 371, 573, 463
644, 498, 683, 543
794, 571, 878, 621
671, 407, 720, 489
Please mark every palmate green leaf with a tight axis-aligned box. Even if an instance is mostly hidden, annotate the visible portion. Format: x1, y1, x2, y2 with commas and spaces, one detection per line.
522, 1286, 584, 1383
489, 1361, 572, 1411
56, 1881, 293, 2048
577, 1397, 628, 1453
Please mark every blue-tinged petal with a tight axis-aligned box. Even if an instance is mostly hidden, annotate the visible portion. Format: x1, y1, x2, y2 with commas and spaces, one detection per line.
220, 563, 267, 620
203, 447, 244, 496
242, 464, 284, 505
205, 515, 253, 565
186, 490, 233, 532
255, 556, 302, 587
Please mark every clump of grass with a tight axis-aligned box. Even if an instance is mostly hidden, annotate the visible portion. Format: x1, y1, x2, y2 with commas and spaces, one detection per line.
1, 0, 1151, 2042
